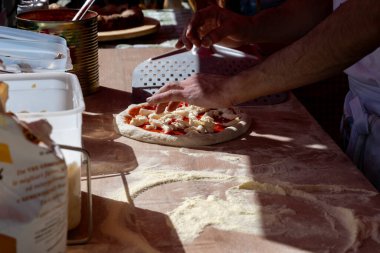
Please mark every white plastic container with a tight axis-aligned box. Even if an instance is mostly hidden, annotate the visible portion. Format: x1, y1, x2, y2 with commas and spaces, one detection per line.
2, 72, 84, 149
1, 72, 85, 230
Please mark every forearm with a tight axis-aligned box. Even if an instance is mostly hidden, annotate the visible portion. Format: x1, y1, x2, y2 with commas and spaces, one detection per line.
246, 0, 332, 44
183, 0, 331, 49
226, 0, 380, 104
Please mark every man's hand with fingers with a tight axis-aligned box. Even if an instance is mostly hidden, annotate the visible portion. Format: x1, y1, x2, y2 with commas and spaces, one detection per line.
146, 73, 236, 113
175, 5, 252, 50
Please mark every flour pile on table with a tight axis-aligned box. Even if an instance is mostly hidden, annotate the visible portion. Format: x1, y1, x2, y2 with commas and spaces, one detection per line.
167, 193, 296, 242
126, 167, 380, 252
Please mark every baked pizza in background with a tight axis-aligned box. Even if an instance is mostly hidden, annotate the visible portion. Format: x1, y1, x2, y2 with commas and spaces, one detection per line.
49, 0, 144, 32
92, 5, 144, 31
115, 102, 251, 147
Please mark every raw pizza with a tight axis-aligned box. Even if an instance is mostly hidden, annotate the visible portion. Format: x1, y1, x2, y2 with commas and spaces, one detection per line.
115, 102, 251, 147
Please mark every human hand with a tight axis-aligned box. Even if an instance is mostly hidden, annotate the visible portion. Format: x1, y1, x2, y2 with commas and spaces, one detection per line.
146, 73, 236, 113
176, 5, 252, 50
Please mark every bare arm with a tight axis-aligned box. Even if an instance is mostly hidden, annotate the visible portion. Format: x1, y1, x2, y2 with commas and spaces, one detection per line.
179, 0, 332, 49
148, 0, 380, 111
246, 0, 332, 44
225, 0, 380, 105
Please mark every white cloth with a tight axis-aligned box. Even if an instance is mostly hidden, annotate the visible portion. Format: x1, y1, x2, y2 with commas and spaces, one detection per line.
334, 0, 380, 190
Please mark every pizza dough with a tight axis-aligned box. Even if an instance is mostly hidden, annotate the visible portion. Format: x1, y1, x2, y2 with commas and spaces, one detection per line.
115, 103, 252, 147
125, 167, 380, 251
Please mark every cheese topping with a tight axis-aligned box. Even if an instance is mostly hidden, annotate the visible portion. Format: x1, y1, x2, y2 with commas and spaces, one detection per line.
128, 104, 240, 134
129, 115, 148, 127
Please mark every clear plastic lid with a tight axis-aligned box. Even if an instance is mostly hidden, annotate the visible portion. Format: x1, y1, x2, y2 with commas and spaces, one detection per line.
0, 26, 72, 73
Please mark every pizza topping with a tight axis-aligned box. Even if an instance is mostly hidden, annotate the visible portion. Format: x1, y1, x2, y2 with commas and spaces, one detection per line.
125, 103, 241, 135
129, 115, 148, 127
139, 108, 155, 116
128, 106, 141, 117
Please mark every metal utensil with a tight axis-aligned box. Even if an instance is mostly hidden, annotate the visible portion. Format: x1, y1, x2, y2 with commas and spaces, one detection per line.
72, 0, 96, 21
59, 145, 93, 245
131, 45, 288, 105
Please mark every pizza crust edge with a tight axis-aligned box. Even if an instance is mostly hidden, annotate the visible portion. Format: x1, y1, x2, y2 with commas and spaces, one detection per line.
115, 103, 252, 147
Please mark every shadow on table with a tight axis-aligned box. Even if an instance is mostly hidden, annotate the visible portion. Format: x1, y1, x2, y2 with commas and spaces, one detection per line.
293, 73, 349, 145
79, 86, 377, 252
181, 96, 377, 252
82, 86, 138, 175
71, 86, 186, 252
68, 192, 185, 253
